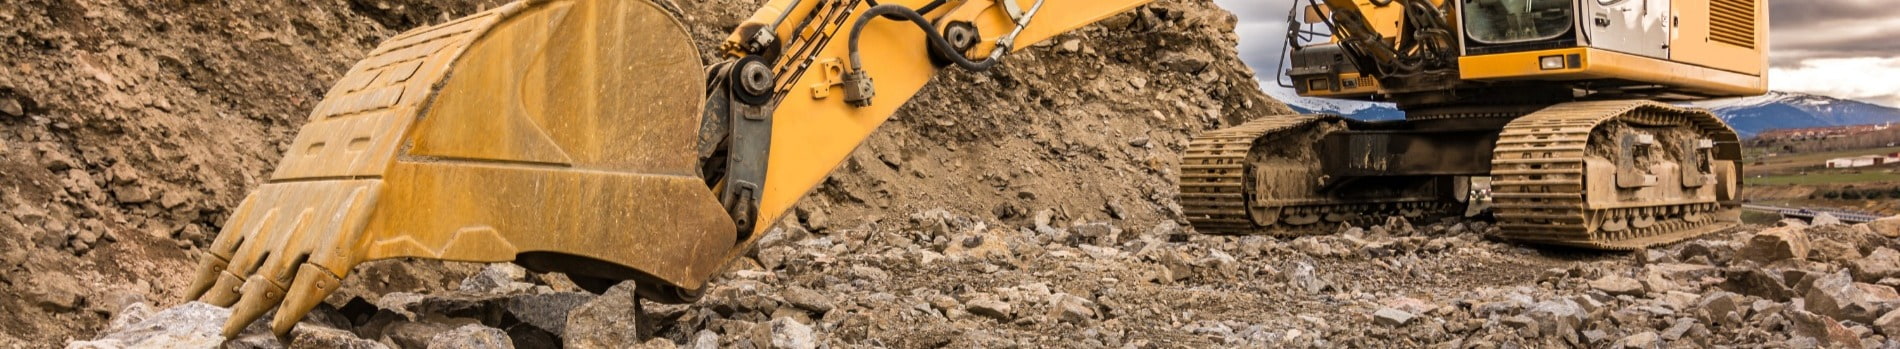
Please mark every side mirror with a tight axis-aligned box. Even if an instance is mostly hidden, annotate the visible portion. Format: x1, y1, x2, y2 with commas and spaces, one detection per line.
1303, 4, 1329, 24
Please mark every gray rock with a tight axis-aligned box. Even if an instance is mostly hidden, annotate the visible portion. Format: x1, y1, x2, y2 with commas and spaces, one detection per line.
1815, 213, 1844, 227
689, 329, 721, 349
1854, 248, 1900, 282
1660, 318, 1697, 341
1372, 308, 1414, 327
0, 97, 21, 117
379, 321, 459, 349
506, 292, 594, 337
1696, 291, 1743, 327
1582, 330, 1611, 345
1047, 293, 1098, 324
566, 282, 648, 348
1738, 227, 1811, 263
27, 272, 85, 311
103, 302, 156, 334
1033, 210, 1059, 235
965, 295, 1014, 321
1806, 270, 1900, 324
1876, 309, 1900, 337
1641, 249, 1676, 265
66, 302, 228, 349
770, 318, 816, 349
1790, 309, 1865, 349
1288, 261, 1329, 294
1615, 331, 1660, 349
427, 324, 514, 349
459, 263, 532, 295
1526, 299, 1584, 340
1070, 223, 1121, 245
1590, 275, 1645, 296
781, 286, 834, 314
1059, 39, 1083, 53
633, 338, 679, 349
849, 265, 890, 282
1721, 267, 1797, 301
1159, 50, 1212, 74
797, 205, 830, 232
289, 326, 387, 349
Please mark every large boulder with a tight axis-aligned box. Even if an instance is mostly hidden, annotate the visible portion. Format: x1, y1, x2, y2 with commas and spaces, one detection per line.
1737, 227, 1810, 264
66, 302, 228, 349
1870, 216, 1900, 238
1852, 248, 1900, 282
1805, 271, 1900, 324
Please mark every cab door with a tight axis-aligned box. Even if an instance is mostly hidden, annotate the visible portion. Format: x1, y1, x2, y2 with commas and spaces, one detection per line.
1584, 0, 1671, 59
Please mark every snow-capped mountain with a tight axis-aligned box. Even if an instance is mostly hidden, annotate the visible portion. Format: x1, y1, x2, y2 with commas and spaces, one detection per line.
1269, 88, 1900, 137
1265, 89, 1404, 121
1688, 92, 1900, 137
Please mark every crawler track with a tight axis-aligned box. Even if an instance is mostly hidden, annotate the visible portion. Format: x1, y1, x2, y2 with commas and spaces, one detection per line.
1489, 101, 1742, 250
1181, 116, 1454, 236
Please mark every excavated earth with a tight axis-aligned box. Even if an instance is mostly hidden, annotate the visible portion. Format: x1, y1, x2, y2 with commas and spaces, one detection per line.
9, 0, 1900, 348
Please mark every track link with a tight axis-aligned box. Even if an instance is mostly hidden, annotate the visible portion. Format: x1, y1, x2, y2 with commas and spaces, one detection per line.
1489, 101, 1741, 250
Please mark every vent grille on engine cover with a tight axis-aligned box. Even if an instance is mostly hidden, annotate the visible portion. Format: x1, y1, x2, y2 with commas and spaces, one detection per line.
1709, 0, 1756, 49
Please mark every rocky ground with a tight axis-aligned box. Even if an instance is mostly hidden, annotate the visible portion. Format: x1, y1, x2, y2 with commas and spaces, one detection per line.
71, 213, 1900, 348
12, 0, 1900, 348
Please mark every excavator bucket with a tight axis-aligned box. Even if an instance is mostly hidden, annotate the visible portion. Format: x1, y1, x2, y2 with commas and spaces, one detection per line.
182, 0, 735, 337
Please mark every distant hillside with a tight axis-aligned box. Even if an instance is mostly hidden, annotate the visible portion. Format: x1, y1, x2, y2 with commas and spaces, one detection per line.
1268, 88, 1900, 137
1266, 89, 1404, 121
1690, 92, 1900, 137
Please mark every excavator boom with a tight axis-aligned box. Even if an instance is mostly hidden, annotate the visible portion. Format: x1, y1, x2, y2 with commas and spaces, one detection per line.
185, 0, 1147, 339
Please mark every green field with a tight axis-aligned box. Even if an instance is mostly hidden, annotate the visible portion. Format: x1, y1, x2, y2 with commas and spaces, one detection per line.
1748, 171, 1900, 185
1747, 146, 1900, 175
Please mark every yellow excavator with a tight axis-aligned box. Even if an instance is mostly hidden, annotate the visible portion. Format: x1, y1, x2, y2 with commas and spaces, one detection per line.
1181, 0, 1763, 248
183, 0, 1149, 338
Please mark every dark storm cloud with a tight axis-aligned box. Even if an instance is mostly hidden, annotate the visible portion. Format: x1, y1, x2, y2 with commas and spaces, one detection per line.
1771, 0, 1900, 25
1214, 0, 1302, 87
1768, 1, 1900, 66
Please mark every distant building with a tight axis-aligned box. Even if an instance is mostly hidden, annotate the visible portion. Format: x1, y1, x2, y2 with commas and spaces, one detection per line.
1828, 154, 1900, 168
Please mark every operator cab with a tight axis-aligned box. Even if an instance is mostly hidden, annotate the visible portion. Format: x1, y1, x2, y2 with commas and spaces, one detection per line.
1287, 0, 1767, 106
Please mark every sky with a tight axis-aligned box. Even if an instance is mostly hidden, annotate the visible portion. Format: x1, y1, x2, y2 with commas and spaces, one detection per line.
1209, 0, 1900, 107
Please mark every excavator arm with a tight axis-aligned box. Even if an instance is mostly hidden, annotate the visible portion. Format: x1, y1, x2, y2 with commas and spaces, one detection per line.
184, 0, 1148, 338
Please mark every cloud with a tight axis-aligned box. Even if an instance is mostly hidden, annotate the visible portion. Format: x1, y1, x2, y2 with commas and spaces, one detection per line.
1212, 0, 1302, 88
1770, 57, 1900, 108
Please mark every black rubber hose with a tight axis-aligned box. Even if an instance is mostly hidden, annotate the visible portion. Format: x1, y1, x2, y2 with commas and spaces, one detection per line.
865, 0, 950, 19
848, 4, 999, 72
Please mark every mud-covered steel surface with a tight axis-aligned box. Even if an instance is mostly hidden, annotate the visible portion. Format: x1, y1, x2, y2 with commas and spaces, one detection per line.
1182, 115, 1452, 236
185, 0, 740, 337
1490, 100, 1743, 250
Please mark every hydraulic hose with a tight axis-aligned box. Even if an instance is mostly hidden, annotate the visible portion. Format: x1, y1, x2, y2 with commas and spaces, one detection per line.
847, 4, 1000, 73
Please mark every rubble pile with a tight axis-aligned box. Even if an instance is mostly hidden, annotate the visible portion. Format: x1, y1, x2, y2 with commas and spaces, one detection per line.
77, 212, 1900, 347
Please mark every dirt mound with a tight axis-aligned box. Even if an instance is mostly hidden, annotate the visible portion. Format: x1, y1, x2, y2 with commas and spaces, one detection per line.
0, 0, 509, 344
